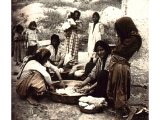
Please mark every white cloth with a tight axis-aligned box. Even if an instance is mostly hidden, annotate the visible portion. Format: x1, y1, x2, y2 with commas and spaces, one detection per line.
88, 22, 104, 53
25, 29, 38, 46
23, 60, 52, 84
62, 18, 76, 30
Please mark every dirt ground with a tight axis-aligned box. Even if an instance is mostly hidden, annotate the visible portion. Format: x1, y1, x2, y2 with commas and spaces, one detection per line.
12, 60, 148, 120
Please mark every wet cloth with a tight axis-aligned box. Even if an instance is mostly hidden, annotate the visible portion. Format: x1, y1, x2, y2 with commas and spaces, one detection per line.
107, 55, 130, 109
16, 70, 47, 98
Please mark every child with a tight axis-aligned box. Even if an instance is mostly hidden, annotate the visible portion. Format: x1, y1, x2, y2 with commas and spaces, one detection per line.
25, 21, 39, 56
62, 12, 76, 32
13, 24, 26, 65
88, 12, 104, 56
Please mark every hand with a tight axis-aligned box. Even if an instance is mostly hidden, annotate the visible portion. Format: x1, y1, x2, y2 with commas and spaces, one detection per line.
74, 82, 83, 88
48, 84, 55, 92
76, 86, 90, 94
82, 86, 91, 93
59, 81, 66, 88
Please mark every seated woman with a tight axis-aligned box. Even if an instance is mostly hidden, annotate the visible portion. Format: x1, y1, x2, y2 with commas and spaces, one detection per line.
46, 34, 65, 68
16, 48, 64, 105
107, 17, 142, 117
75, 40, 111, 98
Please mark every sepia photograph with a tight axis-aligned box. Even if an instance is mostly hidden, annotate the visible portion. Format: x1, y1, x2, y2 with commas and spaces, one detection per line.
11, 0, 149, 119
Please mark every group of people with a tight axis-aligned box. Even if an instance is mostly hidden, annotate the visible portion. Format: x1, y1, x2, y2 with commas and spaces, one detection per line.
12, 21, 39, 65
13, 9, 142, 118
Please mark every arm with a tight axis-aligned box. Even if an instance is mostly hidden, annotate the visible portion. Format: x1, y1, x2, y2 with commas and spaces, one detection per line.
57, 59, 64, 68
45, 61, 66, 87
81, 77, 92, 87
48, 62, 62, 81
57, 49, 65, 68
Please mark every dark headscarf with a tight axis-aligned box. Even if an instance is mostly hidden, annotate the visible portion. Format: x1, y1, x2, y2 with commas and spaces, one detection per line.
114, 16, 142, 51
114, 17, 138, 40
35, 48, 51, 65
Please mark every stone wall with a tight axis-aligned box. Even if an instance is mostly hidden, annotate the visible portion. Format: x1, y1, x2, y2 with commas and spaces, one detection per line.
122, 0, 149, 85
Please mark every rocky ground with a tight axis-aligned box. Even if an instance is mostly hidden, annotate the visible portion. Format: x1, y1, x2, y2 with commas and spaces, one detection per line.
12, 60, 148, 120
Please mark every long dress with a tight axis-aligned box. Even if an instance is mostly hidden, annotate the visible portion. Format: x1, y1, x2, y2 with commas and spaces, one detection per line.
107, 32, 142, 109
13, 32, 26, 63
66, 19, 82, 65
87, 22, 104, 57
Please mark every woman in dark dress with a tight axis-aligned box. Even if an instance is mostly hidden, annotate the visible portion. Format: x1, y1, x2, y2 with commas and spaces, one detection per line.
75, 40, 111, 98
107, 17, 142, 117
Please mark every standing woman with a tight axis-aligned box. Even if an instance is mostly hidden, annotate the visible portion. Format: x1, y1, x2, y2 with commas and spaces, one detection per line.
66, 10, 83, 65
13, 24, 26, 65
25, 21, 39, 55
107, 17, 142, 116
88, 12, 104, 60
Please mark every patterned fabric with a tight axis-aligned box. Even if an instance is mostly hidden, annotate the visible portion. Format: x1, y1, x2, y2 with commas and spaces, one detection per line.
23, 60, 52, 85
65, 19, 82, 65
16, 70, 47, 98
68, 31, 79, 64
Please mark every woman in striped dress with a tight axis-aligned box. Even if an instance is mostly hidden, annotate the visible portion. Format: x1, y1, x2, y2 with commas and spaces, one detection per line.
16, 48, 64, 105
65, 10, 83, 65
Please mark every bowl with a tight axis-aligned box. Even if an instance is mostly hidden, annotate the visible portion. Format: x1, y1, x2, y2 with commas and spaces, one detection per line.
49, 80, 91, 104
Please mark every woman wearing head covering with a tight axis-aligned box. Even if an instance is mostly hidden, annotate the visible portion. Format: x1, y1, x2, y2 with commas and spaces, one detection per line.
107, 17, 142, 117
65, 10, 83, 65
16, 48, 64, 105
75, 40, 111, 98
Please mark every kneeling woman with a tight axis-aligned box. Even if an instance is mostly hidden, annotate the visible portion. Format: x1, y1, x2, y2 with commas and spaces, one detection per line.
16, 48, 64, 105
76, 40, 111, 98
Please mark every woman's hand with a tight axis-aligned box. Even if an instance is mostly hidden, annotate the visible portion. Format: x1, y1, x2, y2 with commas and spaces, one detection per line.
48, 84, 55, 92
74, 82, 83, 88
75, 86, 91, 94
59, 81, 66, 88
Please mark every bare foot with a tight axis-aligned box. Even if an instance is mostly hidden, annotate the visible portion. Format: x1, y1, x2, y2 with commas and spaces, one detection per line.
27, 96, 39, 106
